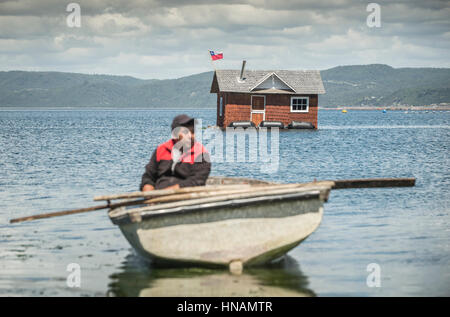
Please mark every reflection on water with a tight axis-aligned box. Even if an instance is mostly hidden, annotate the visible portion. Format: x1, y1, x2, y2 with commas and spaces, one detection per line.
107, 253, 315, 297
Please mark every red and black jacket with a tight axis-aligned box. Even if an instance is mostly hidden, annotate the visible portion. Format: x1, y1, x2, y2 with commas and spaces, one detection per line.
140, 139, 211, 190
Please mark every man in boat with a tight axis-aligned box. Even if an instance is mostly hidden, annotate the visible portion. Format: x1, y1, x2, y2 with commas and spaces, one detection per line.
140, 114, 211, 191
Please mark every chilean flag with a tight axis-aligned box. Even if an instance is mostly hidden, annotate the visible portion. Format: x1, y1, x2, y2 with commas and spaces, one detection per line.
209, 50, 223, 61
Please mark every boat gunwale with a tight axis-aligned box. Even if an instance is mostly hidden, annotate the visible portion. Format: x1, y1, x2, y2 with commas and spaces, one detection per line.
109, 190, 322, 225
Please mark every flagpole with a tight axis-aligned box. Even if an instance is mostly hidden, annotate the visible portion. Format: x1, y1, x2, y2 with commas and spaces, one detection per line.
208, 50, 216, 72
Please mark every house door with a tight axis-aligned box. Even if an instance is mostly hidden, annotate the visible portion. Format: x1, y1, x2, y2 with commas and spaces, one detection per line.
251, 95, 265, 127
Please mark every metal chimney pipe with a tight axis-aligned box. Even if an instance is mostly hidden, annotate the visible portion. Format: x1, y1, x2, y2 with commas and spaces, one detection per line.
240, 60, 246, 80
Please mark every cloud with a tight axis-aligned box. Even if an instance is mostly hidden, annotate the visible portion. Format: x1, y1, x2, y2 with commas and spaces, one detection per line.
0, 0, 449, 78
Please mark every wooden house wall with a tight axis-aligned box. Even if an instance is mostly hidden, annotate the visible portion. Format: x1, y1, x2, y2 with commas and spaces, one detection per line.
265, 94, 318, 128
218, 92, 318, 129
221, 93, 251, 128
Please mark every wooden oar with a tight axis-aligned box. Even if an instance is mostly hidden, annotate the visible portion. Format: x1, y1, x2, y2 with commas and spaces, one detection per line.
142, 181, 334, 205
118, 183, 335, 217
93, 184, 256, 201
94, 178, 416, 202
331, 177, 415, 189
9, 177, 415, 224
9, 198, 148, 224
124, 178, 416, 206
8, 183, 308, 224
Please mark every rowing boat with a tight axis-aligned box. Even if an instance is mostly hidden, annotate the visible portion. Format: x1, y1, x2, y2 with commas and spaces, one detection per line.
9, 175, 415, 273
108, 177, 333, 272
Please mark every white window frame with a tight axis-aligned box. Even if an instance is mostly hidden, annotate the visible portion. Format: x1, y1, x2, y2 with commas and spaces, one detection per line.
290, 96, 309, 113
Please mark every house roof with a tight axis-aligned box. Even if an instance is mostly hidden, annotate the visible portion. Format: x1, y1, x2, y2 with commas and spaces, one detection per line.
210, 69, 326, 94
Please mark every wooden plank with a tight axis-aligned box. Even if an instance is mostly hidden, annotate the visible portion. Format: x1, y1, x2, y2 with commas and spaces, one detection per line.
114, 184, 333, 218
332, 178, 415, 189
93, 184, 256, 201
10, 183, 329, 224
96, 177, 415, 201
10, 178, 415, 224
141, 182, 334, 204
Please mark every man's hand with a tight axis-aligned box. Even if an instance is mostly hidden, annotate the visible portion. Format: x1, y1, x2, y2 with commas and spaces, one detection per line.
164, 184, 180, 190
142, 184, 155, 192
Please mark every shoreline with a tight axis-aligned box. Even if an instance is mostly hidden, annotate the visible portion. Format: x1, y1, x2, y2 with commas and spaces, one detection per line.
319, 106, 450, 111
0, 106, 449, 111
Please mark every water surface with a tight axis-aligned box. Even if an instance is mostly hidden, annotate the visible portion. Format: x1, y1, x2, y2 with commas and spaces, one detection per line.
0, 109, 449, 296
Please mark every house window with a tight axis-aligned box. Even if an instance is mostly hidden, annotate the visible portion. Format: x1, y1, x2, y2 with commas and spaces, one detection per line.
219, 96, 223, 117
290, 97, 309, 112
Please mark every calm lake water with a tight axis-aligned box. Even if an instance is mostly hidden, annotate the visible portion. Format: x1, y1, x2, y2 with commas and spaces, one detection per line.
0, 109, 449, 296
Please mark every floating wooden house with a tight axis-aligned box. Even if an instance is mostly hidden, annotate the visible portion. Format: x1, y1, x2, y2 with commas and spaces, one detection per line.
210, 61, 326, 129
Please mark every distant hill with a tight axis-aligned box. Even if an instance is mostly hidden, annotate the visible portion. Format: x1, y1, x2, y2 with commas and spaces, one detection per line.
320, 64, 450, 107
0, 64, 449, 108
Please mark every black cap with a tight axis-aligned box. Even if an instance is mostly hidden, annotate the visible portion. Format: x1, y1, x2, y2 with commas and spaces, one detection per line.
171, 114, 195, 130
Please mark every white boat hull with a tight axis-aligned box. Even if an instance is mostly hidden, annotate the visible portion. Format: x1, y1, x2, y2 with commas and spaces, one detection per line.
109, 188, 326, 268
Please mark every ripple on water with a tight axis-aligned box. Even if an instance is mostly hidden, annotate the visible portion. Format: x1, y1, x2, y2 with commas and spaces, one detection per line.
0, 109, 449, 296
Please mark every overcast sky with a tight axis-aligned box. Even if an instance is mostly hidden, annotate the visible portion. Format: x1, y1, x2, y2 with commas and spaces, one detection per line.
0, 0, 449, 79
